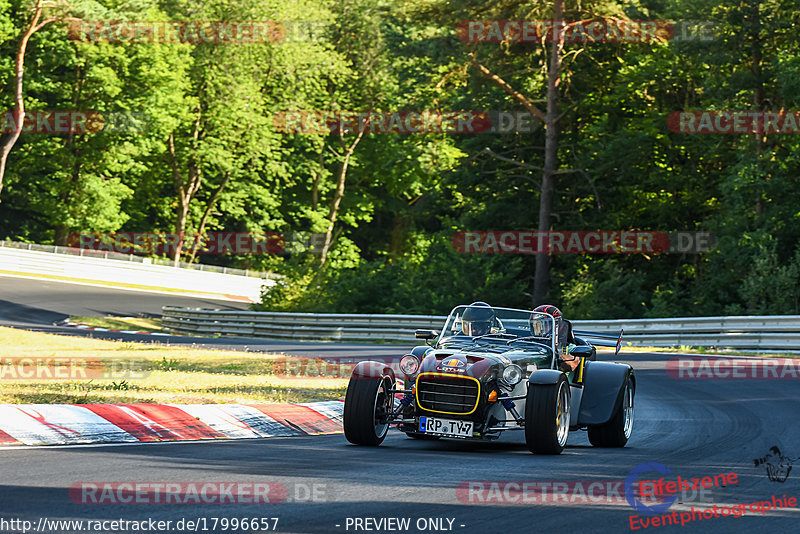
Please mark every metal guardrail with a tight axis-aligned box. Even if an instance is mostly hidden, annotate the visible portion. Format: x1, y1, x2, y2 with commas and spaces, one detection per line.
572, 316, 800, 351
162, 307, 444, 342
0, 240, 275, 279
0, 245, 275, 302
161, 307, 800, 350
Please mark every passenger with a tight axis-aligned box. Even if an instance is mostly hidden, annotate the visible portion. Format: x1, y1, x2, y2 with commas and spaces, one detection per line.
530, 304, 579, 371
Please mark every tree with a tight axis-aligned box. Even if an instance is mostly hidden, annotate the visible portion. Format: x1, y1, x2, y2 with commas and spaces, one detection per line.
0, 0, 78, 200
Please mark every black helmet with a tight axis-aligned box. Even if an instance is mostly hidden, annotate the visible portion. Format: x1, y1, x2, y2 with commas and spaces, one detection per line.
462, 302, 495, 336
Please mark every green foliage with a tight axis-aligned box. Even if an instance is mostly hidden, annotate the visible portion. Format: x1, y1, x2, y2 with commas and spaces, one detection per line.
1, 0, 799, 318
739, 243, 800, 315
110, 379, 129, 390
158, 356, 179, 372
258, 234, 529, 314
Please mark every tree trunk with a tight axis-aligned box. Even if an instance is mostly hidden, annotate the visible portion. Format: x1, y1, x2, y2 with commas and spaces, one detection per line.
0, 2, 79, 201
54, 225, 69, 246
311, 151, 324, 212
533, 0, 565, 306
187, 171, 231, 264
746, 0, 764, 216
173, 197, 189, 265
167, 101, 203, 266
319, 127, 367, 265
168, 131, 202, 266
0, 1, 43, 201
390, 213, 409, 259
319, 159, 351, 265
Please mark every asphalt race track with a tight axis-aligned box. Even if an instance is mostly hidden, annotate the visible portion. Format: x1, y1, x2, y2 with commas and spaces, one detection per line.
1, 351, 799, 533
1, 276, 799, 533
0, 276, 251, 325
0, 276, 405, 358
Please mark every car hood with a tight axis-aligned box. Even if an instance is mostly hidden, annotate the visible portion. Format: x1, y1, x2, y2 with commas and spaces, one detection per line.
417, 347, 524, 381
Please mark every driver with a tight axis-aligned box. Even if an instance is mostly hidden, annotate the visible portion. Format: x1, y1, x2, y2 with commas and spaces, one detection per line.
461, 302, 496, 336
530, 304, 579, 371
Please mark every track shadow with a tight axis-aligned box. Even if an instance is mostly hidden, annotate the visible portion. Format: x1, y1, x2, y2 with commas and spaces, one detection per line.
0, 298, 67, 325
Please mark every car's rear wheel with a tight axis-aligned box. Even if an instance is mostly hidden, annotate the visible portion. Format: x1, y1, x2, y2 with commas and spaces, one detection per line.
524, 374, 570, 454
344, 374, 393, 446
588, 375, 634, 447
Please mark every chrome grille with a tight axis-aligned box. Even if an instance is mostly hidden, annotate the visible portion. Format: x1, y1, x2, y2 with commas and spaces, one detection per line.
416, 374, 480, 414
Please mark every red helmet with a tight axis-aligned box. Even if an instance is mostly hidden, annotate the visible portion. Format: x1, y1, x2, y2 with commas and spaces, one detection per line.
530, 304, 562, 338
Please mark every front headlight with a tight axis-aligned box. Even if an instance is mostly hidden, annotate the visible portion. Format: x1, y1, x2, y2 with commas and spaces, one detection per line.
502, 364, 523, 385
400, 354, 420, 375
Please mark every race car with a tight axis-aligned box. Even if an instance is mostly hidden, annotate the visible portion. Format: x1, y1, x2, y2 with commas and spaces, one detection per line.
343, 303, 633, 454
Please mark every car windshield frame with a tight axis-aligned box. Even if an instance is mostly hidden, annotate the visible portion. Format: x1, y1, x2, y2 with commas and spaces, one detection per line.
438, 305, 558, 367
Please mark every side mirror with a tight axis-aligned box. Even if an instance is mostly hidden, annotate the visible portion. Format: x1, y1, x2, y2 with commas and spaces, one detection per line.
564, 345, 593, 360
415, 329, 438, 340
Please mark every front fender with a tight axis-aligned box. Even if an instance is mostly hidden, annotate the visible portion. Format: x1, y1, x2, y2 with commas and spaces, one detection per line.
409, 345, 434, 358
350, 361, 397, 384
577, 361, 634, 425
528, 369, 566, 385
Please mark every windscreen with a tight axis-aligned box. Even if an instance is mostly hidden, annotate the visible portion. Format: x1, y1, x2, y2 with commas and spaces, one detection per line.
441, 305, 556, 346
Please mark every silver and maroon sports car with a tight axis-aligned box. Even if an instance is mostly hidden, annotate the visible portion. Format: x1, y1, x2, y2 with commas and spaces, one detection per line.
343, 304, 633, 454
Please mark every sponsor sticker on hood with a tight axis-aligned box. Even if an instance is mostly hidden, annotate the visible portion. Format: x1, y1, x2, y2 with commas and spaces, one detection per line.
439, 357, 467, 371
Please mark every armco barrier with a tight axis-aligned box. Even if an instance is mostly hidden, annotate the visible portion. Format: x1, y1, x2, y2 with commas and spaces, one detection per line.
0, 240, 272, 277
161, 308, 800, 350
161, 307, 445, 342
0, 245, 275, 303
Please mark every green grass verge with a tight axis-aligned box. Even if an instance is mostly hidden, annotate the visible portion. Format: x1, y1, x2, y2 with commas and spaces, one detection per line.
0, 327, 347, 404
70, 316, 163, 333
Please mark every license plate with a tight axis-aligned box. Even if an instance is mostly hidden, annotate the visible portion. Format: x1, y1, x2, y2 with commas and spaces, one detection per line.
419, 416, 473, 438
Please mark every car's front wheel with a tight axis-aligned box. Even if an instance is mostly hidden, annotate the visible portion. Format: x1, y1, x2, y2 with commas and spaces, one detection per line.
524, 374, 571, 454
344, 374, 393, 446
588, 375, 634, 447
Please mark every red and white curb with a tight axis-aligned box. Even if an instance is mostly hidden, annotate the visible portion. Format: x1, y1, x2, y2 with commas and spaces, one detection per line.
55, 320, 176, 337
0, 401, 343, 447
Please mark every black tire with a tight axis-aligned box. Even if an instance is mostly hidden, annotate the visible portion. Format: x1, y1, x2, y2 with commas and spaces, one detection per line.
588, 375, 634, 447
524, 374, 571, 454
343, 374, 393, 446
405, 433, 440, 440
